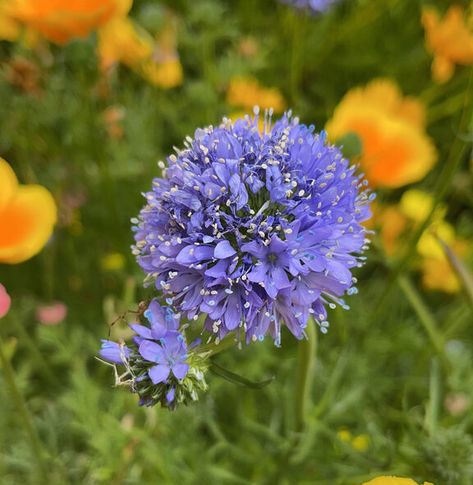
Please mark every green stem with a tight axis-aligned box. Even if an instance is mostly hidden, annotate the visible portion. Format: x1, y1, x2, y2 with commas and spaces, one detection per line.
294, 319, 317, 434
209, 360, 274, 389
398, 275, 445, 357
0, 335, 48, 482
426, 357, 441, 436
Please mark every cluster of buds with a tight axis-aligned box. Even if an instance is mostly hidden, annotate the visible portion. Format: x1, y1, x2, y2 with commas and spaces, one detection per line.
100, 299, 209, 409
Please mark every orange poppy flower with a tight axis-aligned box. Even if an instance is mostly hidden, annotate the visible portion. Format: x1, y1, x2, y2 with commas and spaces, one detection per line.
0, 158, 57, 264
422, 5, 473, 83
326, 79, 436, 189
7, 0, 121, 44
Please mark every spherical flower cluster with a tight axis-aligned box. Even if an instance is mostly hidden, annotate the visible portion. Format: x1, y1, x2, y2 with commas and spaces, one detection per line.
279, 0, 340, 14
132, 111, 372, 346
100, 299, 208, 408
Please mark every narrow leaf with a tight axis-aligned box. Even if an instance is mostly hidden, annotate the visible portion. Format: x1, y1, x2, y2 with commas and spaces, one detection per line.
209, 360, 274, 389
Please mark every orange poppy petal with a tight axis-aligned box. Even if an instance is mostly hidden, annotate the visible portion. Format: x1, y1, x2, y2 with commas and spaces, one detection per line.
8, 0, 120, 44
326, 80, 436, 189
0, 184, 57, 264
0, 158, 19, 212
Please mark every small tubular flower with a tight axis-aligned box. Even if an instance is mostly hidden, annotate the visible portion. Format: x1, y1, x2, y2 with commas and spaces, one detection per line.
0, 158, 57, 264
7, 0, 122, 44
326, 79, 436, 189
132, 111, 372, 346
422, 5, 473, 83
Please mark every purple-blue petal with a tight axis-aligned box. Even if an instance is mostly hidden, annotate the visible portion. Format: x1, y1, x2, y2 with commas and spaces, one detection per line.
148, 364, 171, 384
139, 340, 164, 363
214, 240, 236, 259
172, 363, 189, 380
99, 340, 130, 364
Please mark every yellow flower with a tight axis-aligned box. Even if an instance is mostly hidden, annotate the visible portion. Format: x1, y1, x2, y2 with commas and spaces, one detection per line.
417, 220, 455, 260
227, 77, 286, 113
326, 79, 436, 189
422, 5, 473, 83
0, 0, 20, 41
399, 190, 446, 224
101, 252, 125, 271
375, 189, 470, 294
141, 58, 182, 89
97, 7, 182, 88
352, 434, 370, 452
337, 428, 352, 443
337, 428, 370, 452
7, 0, 121, 45
362, 477, 433, 485
0, 158, 56, 264
421, 239, 469, 294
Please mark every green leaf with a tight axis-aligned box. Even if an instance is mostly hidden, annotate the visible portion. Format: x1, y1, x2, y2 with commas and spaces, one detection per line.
209, 361, 274, 389
335, 132, 363, 158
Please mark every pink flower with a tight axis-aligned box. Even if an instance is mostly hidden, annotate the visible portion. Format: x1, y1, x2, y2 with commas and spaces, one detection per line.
0, 284, 11, 318
36, 302, 67, 325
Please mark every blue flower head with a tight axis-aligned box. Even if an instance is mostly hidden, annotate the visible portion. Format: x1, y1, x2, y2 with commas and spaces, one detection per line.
133, 111, 373, 346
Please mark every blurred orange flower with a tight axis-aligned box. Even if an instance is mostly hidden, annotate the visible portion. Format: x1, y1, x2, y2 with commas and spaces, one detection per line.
102, 105, 126, 139
422, 5, 473, 83
0, 158, 57, 264
326, 79, 436, 189
7, 0, 120, 44
227, 77, 286, 113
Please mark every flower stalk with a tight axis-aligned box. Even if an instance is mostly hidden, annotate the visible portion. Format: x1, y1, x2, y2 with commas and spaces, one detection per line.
294, 319, 317, 434
0, 334, 48, 481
